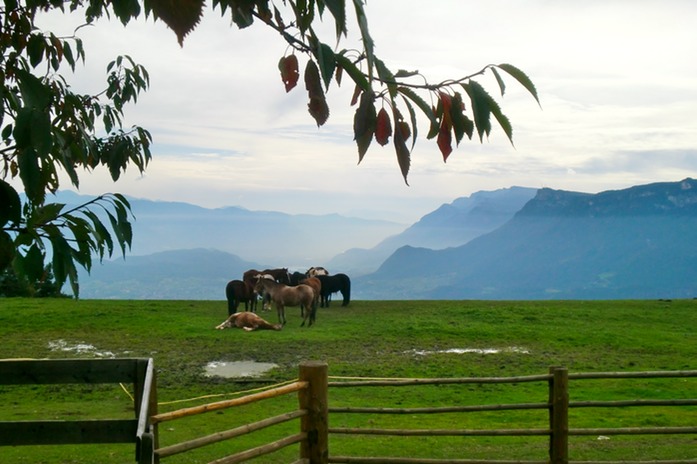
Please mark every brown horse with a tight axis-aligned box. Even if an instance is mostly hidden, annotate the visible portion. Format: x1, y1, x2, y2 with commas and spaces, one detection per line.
254, 278, 316, 327
215, 312, 282, 331
225, 280, 256, 315
299, 277, 321, 314
242, 269, 264, 312
262, 268, 291, 284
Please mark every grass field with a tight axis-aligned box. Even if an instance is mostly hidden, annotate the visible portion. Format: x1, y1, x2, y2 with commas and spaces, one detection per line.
1, 298, 696, 463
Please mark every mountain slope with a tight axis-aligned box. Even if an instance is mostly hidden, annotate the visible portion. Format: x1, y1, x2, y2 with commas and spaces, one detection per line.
53, 191, 405, 269
78, 248, 261, 300
327, 187, 537, 275
356, 179, 697, 300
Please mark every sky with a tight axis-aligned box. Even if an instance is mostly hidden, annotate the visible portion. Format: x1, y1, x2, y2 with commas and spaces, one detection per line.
36, 0, 697, 224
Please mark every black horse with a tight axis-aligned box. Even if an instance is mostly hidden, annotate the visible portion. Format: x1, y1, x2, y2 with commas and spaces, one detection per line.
316, 273, 351, 307
288, 271, 307, 286
225, 280, 256, 315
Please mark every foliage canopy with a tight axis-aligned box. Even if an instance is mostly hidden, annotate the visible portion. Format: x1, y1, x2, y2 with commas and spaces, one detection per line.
0, 0, 538, 297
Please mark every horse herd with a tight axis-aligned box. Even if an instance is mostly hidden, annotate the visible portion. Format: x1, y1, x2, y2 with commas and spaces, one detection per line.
217, 267, 351, 331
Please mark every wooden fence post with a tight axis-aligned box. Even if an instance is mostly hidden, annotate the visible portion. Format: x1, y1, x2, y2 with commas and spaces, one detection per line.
299, 361, 329, 464
549, 366, 569, 464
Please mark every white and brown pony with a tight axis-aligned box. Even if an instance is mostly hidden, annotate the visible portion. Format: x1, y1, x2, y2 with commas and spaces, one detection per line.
254, 278, 316, 327
215, 312, 282, 331
306, 266, 329, 277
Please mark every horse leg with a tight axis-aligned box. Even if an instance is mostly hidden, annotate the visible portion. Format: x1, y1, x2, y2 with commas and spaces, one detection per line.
300, 303, 309, 327
276, 303, 286, 326
310, 299, 318, 326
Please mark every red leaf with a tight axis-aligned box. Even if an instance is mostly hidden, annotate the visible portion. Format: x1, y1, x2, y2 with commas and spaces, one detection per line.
396, 121, 411, 141
308, 97, 330, 126
305, 60, 329, 126
278, 55, 299, 92
354, 92, 376, 163
350, 84, 361, 106
335, 66, 343, 87
375, 108, 392, 146
439, 92, 453, 127
437, 124, 452, 161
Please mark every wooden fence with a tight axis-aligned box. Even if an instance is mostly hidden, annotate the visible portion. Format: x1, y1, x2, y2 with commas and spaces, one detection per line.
150, 361, 327, 463
0, 357, 158, 464
326, 367, 697, 464
1, 359, 696, 463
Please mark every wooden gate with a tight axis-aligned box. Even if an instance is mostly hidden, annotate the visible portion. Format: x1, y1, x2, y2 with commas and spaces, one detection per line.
0, 358, 158, 464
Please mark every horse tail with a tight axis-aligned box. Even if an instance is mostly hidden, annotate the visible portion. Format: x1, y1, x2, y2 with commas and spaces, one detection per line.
341, 274, 351, 306
225, 281, 237, 315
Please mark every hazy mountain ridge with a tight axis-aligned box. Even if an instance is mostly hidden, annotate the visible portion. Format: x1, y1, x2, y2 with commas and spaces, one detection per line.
78, 248, 259, 300
72, 179, 697, 300
327, 187, 537, 275
356, 178, 697, 300
53, 191, 405, 269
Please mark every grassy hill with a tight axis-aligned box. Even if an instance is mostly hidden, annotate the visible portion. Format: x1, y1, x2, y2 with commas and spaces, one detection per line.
1, 298, 695, 462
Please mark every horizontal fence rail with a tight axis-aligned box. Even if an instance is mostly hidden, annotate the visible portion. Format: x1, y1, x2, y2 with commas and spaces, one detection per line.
2, 361, 696, 463
153, 361, 328, 464
0, 358, 157, 464
326, 368, 697, 464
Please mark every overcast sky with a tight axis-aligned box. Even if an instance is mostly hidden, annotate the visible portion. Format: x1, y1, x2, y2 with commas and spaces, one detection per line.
39, 1, 697, 224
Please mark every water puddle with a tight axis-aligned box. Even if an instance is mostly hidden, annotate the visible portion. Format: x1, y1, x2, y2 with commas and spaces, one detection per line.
407, 347, 530, 356
48, 339, 117, 358
204, 361, 278, 379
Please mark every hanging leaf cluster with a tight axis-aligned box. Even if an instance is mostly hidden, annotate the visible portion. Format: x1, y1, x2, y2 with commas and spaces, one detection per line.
1, 1, 151, 297
1, 0, 540, 297
141, 0, 540, 184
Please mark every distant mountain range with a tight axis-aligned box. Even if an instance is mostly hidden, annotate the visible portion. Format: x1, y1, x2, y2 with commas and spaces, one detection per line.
327, 186, 537, 274
73, 178, 697, 300
53, 190, 404, 269
357, 178, 697, 300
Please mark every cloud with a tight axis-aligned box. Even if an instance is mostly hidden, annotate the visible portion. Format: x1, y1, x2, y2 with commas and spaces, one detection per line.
30, 1, 697, 224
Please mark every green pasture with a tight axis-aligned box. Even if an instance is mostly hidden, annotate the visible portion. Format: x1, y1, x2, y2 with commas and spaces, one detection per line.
0, 298, 695, 463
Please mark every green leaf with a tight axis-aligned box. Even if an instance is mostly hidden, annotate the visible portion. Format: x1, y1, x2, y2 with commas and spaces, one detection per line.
335, 54, 370, 92
30, 202, 65, 227
0, 231, 14, 272
29, 109, 53, 157
489, 98, 513, 146
450, 92, 471, 145
17, 147, 42, 203
15, 69, 51, 109
462, 81, 492, 142
323, 0, 347, 39
23, 244, 45, 282
47, 230, 70, 290
351, 0, 375, 81
27, 34, 46, 68
83, 210, 114, 258
464, 81, 513, 145
63, 41, 76, 70
0, 180, 21, 226
393, 116, 410, 185
397, 86, 439, 139
490, 67, 506, 97
375, 58, 397, 99
400, 95, 419, 151
497, 63, 540, 106
315, 41, 336, 90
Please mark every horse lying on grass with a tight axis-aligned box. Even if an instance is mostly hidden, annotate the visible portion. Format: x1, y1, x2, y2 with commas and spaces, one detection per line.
254, 277, 316, 327
215, 312, 282, 331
